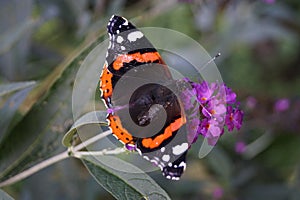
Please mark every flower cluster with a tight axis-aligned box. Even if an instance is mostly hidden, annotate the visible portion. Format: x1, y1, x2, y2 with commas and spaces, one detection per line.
181, 79, 244, 146
274, 98, 290, 112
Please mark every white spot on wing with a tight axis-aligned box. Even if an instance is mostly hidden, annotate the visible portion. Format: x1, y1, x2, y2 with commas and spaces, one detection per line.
162, 154, 170, 162
179, 161, 186, 170
127, 31, 144, 42
172, 143, 188, 155
117, 36, 124, 43
161, 147, 165, 152
136, 148, 142, 155
151, 159, 158, 165
110, 15, 115, 21
158, 165, 163, 170
120, 46, 125, 50
122, 17, 128, 25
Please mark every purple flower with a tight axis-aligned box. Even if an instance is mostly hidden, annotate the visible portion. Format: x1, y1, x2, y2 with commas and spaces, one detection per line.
198, 118, 209, 136
198, 118, 223, 145
192, 81, 215, 104
207, 119, 222, 137
235, 141, 246, 154
225, 106, 244, 131
212, 187, 224, 199
180, 86, 196, 110
274, 98, 290, 112
263, 0, 275, 4
180, 80, 243, 146
203, 98, 226, 119
246, 96, 257, 109
224, 85, 237, 104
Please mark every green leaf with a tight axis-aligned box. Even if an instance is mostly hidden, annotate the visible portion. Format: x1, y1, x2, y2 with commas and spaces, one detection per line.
82, 155, 171, 200
62, 111, 108, 147
0, 17, 35, 55
0, 189, 14, 200
0, 32, 107, 183
0, 81, 36, 97
0, 86, 35, 143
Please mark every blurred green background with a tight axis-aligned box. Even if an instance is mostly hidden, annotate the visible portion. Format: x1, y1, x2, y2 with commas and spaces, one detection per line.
1, 0, 300, 199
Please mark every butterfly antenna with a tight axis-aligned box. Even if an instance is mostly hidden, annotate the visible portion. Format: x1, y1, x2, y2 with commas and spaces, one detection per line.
200, 53, 221, 69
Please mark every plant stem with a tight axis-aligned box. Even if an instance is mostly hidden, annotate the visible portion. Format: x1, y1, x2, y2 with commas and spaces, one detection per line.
72, 130, 111, 152
0, 130, 111, 187
0, 150, 69, 187
72, 147, 126, 158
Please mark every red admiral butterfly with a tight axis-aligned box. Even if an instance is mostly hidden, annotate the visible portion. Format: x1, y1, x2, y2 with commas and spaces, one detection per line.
100, 15, 190, 180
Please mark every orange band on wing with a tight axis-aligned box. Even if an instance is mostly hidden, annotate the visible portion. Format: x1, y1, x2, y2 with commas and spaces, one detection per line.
100, 64, 113, 99
107, 114, 135, 145
113, 52, 164, 70
141, 117, 185, 149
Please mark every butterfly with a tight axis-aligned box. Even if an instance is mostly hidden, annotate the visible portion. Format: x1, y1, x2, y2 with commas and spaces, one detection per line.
100, 15, 191, 180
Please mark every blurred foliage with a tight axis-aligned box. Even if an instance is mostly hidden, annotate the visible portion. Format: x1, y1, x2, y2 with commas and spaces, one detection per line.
1, 0, 300, 199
